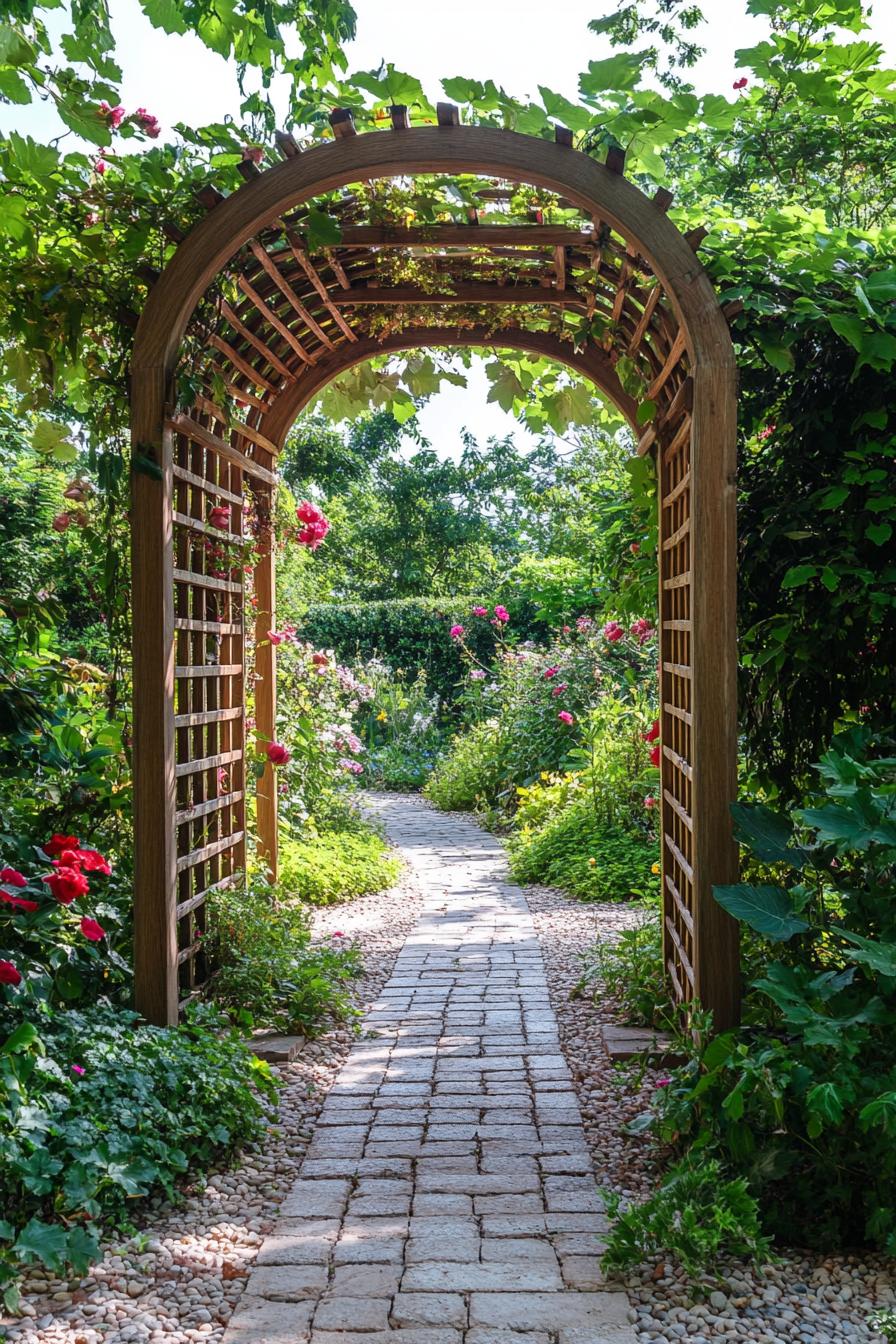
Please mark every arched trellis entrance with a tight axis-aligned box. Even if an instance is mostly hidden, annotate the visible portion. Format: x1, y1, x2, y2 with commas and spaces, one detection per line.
130, 116, 739, 1031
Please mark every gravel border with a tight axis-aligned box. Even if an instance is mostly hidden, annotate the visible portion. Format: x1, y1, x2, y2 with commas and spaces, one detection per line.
2, 862, 422, 1344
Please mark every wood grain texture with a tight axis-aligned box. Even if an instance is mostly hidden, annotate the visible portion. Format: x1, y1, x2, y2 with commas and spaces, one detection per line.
131, 367, 178, 1026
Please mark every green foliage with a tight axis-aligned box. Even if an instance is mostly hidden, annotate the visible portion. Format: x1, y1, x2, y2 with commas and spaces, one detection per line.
602, 1158, 771, 1279
509, 801, 658, 903
282, 412, 561, 603
423, 721, 504, 816
639, 731, 896, 1251
427, 616, 658, 823
575, 906, 671, 1030
356, 663, 444, 791
0, 1003, 276, 1310
296, 596, 540, 709
278, 827, 401, 907
207, 877, 364, 1034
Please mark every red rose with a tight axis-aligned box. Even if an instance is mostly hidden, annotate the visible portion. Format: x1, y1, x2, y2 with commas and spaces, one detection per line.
265, 742, 291, 766
209, 505, 231, 529
43, 867, 90, 905
80, 917, 106, 942
296, 500, 325, 525
733, 77, 748, 91
650, 745, 661, 767
312, 653, 330, 667
73, 848, 112, 875
0, 961, 22, 986
52, 512, 72, 532
642, 720, 660, 743
0, 892, 39, 913
0, 867, 27, 888
45, 835, 80, 857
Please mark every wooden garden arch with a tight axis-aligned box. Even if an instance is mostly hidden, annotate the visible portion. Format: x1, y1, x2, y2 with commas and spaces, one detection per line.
130, 113, 740, 1031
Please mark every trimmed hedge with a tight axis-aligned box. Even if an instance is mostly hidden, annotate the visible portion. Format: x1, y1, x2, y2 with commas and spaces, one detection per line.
295, 596, 542, 706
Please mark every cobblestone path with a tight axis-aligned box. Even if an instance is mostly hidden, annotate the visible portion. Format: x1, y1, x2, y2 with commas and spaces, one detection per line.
223, 794, 635, 1344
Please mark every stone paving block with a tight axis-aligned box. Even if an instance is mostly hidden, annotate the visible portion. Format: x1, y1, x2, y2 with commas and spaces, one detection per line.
401, 1261, 563, 1293
222, 1294, 313, 1343
390, 1293, 468, 1328
560, 1255, 607, 1289
465, 1333, 551, 1344
244, 1264, 328, 1301
280, 1180, 351, 1219
256, 1219, 341, 1265
412, 1192, 473, 1216
310, 1331, 463, 1344
313, 1296, 391, 1331
469, 1290, 635, 1337
326, 1263, 402, 1298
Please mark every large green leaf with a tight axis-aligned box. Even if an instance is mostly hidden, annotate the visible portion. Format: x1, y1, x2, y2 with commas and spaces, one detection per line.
713, 883, 810, 940
839, 929, 896, 977
14, 1217, 68, 1271
579, 51, 649, 95
730, 801, 805, 867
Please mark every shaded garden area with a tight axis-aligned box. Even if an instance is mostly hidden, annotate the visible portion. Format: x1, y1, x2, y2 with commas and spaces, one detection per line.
1, 0, 896, 1338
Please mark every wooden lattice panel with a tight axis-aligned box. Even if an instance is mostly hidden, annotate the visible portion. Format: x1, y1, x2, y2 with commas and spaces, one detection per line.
169, 410, 247, 1003
658, 388, 696, 1006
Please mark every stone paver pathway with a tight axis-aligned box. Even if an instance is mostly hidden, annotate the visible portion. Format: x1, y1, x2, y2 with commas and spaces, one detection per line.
224, 795, 635, 1344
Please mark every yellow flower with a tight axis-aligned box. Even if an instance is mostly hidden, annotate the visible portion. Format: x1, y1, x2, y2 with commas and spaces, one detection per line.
651, 862, 661, 875
540, 771, 549, 781
588, 857, 596, 867
376, 710, 388, 722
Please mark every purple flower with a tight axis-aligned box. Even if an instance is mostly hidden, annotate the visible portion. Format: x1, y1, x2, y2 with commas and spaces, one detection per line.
71, 1064, 86, 1077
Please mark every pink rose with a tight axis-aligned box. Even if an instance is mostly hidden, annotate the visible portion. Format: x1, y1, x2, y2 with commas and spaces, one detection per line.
472, 606, 488, 617
644, 795, 657, 810
450, 624, 465, 640
98, 101, 125, 129
135, 107, 161, 138
544, 667, 559, 679
209, 505, 231, 529
493, 605, 510, 623
557, 710, 574, 725
603, 621, 624, 643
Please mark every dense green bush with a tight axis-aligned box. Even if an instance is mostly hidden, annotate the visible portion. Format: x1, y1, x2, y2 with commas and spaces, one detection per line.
628, 731, 896, 1252
0, 1004, 276, 1311
207, 879, 364, 1035
602, 1158, 771, 1278
278, 828, 401, 906
509, 801, 658, 903
296, 596, 541, 707
423, 721, 505, 815
426, 615, 658, 818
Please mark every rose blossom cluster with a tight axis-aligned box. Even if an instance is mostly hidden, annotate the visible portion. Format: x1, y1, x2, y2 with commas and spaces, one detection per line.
296, 500, 330, 550
97, 101, 160, 137
0, 836, 113, 987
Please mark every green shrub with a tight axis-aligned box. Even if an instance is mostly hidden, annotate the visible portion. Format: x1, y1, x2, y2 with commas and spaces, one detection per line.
207, 878, 364, 1034
279, 828, 401, 905
356, 663, 444, 790
575, 905, 671, 1030
0, 1004, 276, 1311
424, 720, 505, 814
509, 801, 658, 902
296, 596, 540, 707
639, 731, 896, 1252
602, 1158, 771, 1279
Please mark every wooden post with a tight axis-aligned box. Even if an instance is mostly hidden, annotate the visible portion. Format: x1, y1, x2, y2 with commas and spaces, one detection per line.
689, 364, 740, 1031
253, 480, 278, 882
131, 367, 179, 1026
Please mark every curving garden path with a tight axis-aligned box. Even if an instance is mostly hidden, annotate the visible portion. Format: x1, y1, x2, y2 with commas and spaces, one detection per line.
222, 794, 635, 1343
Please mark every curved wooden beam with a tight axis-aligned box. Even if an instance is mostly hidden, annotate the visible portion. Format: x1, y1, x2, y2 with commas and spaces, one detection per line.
131, 125, 732, 379
261, 325, 639, 447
